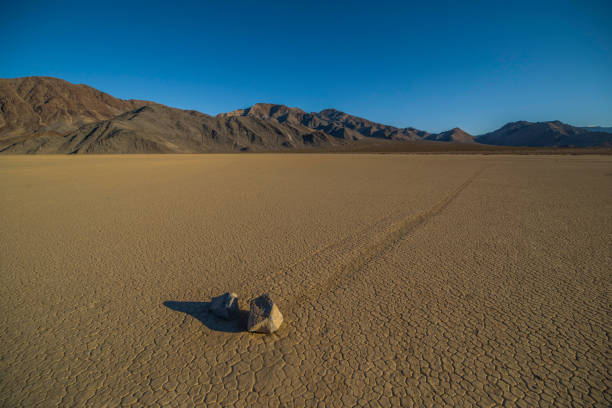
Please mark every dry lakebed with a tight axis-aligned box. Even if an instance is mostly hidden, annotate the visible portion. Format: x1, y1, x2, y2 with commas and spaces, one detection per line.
1, 154, 610, 407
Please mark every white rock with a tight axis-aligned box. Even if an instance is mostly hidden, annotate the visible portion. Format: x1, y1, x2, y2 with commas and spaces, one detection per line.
247, 294, 283, 334
209, 292, 239, 320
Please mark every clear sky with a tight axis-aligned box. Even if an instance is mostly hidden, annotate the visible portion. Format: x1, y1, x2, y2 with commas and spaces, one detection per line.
2, 0, 611, 134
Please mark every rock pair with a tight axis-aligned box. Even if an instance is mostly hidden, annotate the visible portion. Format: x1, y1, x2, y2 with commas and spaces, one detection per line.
209, 292, 283, 334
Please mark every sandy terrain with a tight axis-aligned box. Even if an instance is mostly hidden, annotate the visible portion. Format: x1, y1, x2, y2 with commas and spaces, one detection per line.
1, 154, 610, 407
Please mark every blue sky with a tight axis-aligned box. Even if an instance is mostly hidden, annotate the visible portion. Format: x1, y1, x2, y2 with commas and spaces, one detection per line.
2, 0, 611, 134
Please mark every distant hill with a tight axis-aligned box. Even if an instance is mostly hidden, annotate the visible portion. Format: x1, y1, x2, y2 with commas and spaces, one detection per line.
425, 128, 474, 143
477, 121, 612, 147
581, 126, 612, 134
1, 76, 610, 153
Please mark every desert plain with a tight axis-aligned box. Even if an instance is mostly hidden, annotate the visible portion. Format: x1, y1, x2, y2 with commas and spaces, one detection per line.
0, 153, 610, 407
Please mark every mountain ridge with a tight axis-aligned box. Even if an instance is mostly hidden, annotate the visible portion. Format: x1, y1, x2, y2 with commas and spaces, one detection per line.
1, 76, 610, 153
1, 103, 338, 154
220, 103, 432, 141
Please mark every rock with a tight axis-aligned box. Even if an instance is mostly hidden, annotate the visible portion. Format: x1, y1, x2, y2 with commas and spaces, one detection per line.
209, 292, 239, 320
247, 294, 283, 333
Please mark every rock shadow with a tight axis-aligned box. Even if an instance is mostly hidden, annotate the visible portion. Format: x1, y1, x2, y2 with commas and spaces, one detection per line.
163, 301, 249, 333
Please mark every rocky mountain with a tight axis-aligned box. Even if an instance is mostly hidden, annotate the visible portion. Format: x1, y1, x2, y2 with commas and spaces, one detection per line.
0, 77, 148, 140
1, 103, 337, 154
425, 128, 474, 143
220, 103, 431, 141
478, 121, 612, 147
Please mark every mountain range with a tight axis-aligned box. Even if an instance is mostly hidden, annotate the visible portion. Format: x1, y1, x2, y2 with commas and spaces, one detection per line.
1, 77, 610, 154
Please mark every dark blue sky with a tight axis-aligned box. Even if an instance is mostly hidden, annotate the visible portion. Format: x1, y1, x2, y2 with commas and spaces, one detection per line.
2, 1, 611, 134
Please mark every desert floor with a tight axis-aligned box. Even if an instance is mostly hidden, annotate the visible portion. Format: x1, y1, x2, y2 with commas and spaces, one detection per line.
1, 154, 610, 407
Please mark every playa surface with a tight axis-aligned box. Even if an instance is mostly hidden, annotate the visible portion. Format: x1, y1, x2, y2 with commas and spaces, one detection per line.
1, 154, 610, 407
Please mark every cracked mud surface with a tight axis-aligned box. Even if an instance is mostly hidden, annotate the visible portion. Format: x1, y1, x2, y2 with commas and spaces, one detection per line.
1, 154, 610, 407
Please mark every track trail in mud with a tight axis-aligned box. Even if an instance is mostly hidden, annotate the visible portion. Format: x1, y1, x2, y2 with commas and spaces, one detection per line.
276, 165, 490, 315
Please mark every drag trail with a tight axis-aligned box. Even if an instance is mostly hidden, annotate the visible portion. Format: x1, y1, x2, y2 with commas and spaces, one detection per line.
279, 165, 490, 314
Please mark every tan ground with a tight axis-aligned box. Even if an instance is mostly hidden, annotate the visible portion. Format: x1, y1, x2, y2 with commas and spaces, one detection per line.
0, 154, 610, 407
